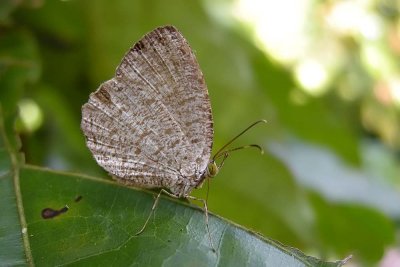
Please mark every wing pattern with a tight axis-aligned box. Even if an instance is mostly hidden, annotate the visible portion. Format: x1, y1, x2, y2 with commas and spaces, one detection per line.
81, 26, 213, 196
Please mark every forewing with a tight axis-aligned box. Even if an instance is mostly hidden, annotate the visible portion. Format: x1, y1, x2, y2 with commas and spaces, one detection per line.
115, 26, 213, 176
81, 26, 213, 188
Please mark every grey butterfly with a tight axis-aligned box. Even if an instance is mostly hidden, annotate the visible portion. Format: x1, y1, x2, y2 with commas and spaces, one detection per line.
81, 25, 265, 250
81, 26, 216, 197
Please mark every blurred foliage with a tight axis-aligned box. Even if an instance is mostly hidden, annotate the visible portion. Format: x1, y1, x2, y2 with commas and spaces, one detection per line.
1, 0, 400, 265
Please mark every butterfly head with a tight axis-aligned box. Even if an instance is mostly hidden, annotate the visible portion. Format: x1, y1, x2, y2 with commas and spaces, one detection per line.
206, 160, 219, 178
204, 120, 267, 181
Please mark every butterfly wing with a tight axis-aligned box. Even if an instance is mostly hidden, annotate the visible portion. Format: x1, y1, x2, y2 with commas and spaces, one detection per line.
81, 26, 213, 194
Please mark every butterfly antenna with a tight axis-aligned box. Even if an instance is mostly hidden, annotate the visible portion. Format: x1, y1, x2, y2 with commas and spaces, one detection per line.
213, 120, 267, 161
214, 144, 264, 168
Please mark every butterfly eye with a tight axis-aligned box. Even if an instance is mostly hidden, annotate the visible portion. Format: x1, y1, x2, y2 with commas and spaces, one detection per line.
206, 161, 219, 178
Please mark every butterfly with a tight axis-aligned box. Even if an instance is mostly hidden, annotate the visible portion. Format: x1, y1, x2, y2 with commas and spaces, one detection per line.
81, 25, 265, 251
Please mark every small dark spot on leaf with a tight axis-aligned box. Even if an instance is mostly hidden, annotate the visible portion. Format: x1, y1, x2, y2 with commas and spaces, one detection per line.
41, 205, 69, 219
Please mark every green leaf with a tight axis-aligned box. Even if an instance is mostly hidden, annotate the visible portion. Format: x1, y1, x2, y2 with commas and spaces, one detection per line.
0, 107, 347, 267
0, 107, 31, 266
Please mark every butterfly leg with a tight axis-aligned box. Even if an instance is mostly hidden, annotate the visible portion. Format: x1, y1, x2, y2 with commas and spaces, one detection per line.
135, 189, 164, 235
135, 189, 216, 252
135, 189, 182, 236
187, 195, 216, 252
